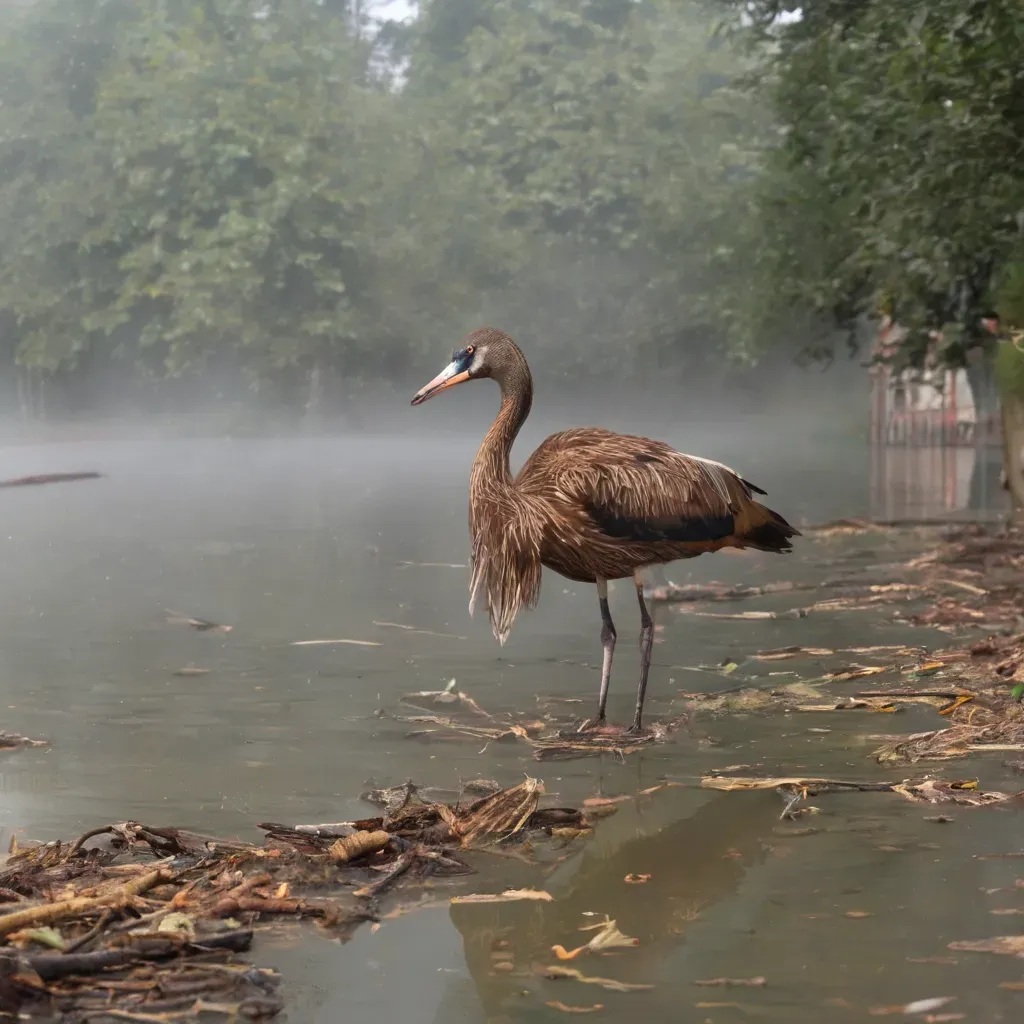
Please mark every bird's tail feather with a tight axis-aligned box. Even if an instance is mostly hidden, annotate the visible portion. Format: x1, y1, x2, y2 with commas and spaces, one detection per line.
739, 502, 800, 553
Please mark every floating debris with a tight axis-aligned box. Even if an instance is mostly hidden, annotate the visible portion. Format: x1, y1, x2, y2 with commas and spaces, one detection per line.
543, 965, 653, 992
750, 645, 836, 661
648, 580, 815, 603
950, 935, 1024, 956
702, 774, 1020, 819
290, 638, 381, 647
693, 976, 767, 988
381, 683, 687, 762
0, 472, 103, 489
0, 778, 595, 1019
163, 609, 233, 633
869, 995, 956, 1016
552, 917, 639, 961
373, 620, 467, 640
452, 889, 553, 904
0, 732, 48, 752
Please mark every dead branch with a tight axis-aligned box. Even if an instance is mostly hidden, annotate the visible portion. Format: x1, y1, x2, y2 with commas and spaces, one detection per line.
0, 868, 172, 936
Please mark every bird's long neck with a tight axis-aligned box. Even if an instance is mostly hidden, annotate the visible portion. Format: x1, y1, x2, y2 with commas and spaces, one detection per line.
471, 357, 533, 491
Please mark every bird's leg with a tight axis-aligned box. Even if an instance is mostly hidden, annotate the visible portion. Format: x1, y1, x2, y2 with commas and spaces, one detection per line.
578, 578, 616, 733
627, 572, 655, 735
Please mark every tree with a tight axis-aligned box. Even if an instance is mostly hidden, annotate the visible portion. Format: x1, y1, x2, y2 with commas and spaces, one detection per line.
721, 0, 1024, 373
0, 0, 794, 416
406, 0, 769, 379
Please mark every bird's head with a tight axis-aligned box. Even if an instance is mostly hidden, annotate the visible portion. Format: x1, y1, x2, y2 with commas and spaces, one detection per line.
410, 328, 520, 406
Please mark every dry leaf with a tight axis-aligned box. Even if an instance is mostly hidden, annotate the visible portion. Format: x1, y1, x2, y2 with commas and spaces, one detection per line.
451, 889, 553, 905
903, 997, 956, 1014
545, 1002, 604, 1014
8, 926, 65, 951
870, 997, 958, 1017
827, 665, 890, 681
938, 695, 974, 716
543, 965, 653, 992
894, 779, 1014, 807
156, 912, 195, 941
623, 874, 651, 885
552, 917, 639, 960
949, 935, 1024, 956
453, 777, 543, 847
845, 910, 872, 918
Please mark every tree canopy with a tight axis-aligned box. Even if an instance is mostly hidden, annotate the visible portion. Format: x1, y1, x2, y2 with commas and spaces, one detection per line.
724, 0, 1024, 369
2, 0, 1019, 418
0, 0, 776, 414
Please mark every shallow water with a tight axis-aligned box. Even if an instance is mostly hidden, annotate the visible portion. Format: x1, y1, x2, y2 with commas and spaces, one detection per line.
0, 429, 1020, 1022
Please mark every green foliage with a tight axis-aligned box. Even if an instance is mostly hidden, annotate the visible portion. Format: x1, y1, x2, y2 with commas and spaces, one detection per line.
410, 0, 770, 376
0, 0, 817, 408
994, 339, 1024, 402
995, 261, 1024, 329
723, 0, 1024, 369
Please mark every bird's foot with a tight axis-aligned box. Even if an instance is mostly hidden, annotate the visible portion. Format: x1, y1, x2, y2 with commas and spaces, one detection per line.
576, 715, 607, 734
624, 721, 654, 739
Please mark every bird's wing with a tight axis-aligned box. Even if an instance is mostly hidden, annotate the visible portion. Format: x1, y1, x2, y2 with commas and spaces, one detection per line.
517, 428, 761, 544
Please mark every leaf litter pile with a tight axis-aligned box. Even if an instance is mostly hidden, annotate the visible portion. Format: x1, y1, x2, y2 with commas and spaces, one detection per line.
0, 778, 599, 1021
664, 522, 1024, 768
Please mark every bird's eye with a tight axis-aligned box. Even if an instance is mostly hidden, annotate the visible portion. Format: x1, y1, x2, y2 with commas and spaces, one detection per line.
465, 345, 475, 356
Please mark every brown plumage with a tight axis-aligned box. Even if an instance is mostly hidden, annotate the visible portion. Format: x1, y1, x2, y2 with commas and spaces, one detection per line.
411, 328, 800, 734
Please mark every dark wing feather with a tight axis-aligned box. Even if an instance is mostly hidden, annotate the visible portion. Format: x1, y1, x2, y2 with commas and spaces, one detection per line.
585, 503, 736, 544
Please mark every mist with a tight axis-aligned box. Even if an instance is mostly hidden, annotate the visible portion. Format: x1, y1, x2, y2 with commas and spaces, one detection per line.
0, 0, 863, 440
0, 3, 1016, 1024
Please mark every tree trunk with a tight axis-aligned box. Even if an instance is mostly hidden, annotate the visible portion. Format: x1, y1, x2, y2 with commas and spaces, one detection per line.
1001, 395, 1024, 518
304, 362, 324, 426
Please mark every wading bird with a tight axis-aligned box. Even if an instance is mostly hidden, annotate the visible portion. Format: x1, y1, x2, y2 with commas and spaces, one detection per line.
411, 329, 800, 735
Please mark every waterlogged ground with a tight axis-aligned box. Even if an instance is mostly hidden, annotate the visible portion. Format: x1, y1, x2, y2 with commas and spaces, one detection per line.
0, 431, 1021, 1022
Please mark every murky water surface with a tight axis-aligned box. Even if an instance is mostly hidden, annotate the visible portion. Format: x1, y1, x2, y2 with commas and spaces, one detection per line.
0, 429, 1020, 1022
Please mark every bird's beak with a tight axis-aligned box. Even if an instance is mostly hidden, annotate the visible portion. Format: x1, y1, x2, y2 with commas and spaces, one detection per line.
411, 361, 471, 406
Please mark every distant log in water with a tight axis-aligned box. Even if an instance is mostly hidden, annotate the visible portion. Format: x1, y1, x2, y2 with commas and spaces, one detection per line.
0, 472, 102, 489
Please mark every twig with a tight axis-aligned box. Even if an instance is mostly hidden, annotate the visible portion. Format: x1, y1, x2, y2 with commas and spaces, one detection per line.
63, 909, 114, 953
0, 867, 172, 936
67, 825, 115, 859
353, 849, 417, 898
28, 928, 253, 980
83, 1010, 173, 1023
0, 472, 102, 489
